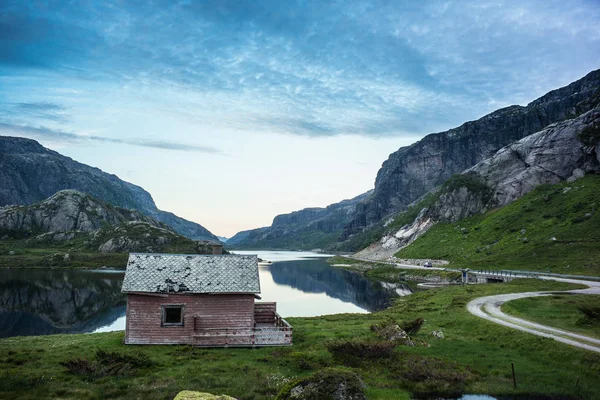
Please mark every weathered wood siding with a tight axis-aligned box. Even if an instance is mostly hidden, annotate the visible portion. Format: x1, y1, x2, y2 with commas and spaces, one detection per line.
125, 293, 255, 345
254, 302, 277, 323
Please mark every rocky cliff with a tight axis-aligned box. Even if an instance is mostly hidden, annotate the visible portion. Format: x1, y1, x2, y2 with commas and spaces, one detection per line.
0, 136, 219, 241
0, 190, 217, 254
360, 107, 600, 260
228, 191, 372, 249
0, 190, 162, 234
343, 69, 600, 240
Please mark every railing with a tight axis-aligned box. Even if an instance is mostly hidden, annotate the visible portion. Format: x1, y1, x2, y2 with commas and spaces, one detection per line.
191, 312, 292, 347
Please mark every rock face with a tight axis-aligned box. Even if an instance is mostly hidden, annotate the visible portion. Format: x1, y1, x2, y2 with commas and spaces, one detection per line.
228, 191, 372, 249
367, 107, 600, 259
342, 69, 600, 240
0, 190, 161, 234
0, 136, 218, 241
0, 190, 212, 254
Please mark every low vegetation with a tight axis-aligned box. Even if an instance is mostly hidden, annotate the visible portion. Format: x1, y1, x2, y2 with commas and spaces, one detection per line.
396, 174, 600, 276
327, 256, 461, 284
502, 294, 600, 339
0, 226, 224, 269
2, 279, 598, 400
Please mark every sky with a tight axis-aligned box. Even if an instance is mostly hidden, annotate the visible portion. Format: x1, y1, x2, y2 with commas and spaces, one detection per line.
1, 0, 599, 237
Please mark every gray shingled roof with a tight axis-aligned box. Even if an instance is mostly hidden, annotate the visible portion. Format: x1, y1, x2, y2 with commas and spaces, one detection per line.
121, 253, 260, 294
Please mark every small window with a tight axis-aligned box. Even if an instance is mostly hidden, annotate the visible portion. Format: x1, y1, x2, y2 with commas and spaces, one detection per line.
162, 305, 184, 326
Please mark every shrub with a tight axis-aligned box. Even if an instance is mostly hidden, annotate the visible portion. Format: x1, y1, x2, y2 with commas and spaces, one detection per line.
326, 339, 396, 367
60, 350, 152, 381
578, 305, 600, 324
400, 317, 424, 336
392, 353, 473, 396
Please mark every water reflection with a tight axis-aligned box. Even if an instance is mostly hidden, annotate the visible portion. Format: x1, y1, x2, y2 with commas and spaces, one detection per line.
267, 259, 408, 312
0, 269, 125, 337
0, 252, 408, 337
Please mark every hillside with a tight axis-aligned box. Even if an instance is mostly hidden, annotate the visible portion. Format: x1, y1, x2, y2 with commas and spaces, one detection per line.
394, 174, 600, 276
0, 136, 219, 241
342, 69, 600, 241
357, 106, 600, 259
228, 191, 372, 250
0, 190, 221, 268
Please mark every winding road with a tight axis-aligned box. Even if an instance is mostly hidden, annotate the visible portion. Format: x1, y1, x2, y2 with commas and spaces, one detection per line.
467, 277, 600, 353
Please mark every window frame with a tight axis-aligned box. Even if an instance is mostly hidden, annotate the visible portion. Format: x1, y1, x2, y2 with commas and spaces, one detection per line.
161, 304, 185, 327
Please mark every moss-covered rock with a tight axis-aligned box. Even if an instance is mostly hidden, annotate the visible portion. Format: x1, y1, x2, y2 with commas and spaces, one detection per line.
276, 368, 366, 400
173, 391, 236, 400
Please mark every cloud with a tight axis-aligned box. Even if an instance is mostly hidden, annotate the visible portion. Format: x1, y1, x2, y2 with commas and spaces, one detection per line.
0, 123, 222, 154
0, 0, 599, 138
0, 102, 70, 123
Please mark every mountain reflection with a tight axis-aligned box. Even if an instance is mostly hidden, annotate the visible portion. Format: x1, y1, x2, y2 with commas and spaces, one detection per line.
0, 269, 125, 337
267, 259, 410, 311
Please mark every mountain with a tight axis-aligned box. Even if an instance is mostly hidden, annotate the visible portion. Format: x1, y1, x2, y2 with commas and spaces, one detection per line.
342, 69, 600, 241
0, 189, 213, 254
0, 136, 219, 241
0, 189, 162, 234
0, 190, 227, 270
358, 106, 600, 260
217, 236, 229, 243
228, 191, 372, 249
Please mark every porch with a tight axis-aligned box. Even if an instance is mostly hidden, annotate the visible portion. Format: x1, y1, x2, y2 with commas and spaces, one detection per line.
191, 302, 293, 347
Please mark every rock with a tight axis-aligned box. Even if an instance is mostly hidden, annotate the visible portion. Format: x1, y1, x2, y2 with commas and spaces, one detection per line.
173, 391, 235, 400
342, 70, 600, 240
277, 368, 366, 400
0, 190, 162, 234
63, 253, 70, 261
8, 250, 15, 255
431, 330, 445, 339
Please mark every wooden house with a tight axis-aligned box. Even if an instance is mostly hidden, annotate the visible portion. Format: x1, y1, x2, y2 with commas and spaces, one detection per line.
121, 251, 292, 346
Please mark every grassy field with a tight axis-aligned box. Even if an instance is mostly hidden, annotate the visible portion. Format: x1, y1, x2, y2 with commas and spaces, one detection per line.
2, 279, 600, 400
502, 294, 600, 339
395, 175, 600, 276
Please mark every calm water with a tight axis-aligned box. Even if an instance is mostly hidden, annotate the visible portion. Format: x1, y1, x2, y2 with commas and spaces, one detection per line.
0, 251, 409, 338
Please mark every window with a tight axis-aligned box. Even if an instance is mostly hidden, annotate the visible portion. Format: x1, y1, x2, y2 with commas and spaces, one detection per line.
162, 305, 184, 326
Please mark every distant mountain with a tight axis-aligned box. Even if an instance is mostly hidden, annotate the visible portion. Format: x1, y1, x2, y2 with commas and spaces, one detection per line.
228, 191, 372, 250
0, 136, 219, 241
342, 69, 600, 241
217, 236, 229, 243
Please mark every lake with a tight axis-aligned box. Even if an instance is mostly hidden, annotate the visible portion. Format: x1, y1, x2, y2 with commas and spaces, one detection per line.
0, 251, 410, 338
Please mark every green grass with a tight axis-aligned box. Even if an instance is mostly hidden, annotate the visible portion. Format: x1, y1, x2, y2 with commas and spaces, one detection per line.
2, 279, 599, 399
395, 174, 600, 276
502, 294, 600, 339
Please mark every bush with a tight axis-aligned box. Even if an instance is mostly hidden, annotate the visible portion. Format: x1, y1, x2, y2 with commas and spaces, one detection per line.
578, 305, 600, 324
325, 339, 396, 367
60, 350, 152, 381
400, 317, 424, 336
392, 353, 473, 396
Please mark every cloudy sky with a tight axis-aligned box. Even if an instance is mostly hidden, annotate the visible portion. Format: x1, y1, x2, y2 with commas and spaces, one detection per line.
1, 0, 599, 237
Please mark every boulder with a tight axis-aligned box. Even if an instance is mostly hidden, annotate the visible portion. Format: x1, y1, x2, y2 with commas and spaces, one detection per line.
173, 391, 235, 400
277, 369, 366, 400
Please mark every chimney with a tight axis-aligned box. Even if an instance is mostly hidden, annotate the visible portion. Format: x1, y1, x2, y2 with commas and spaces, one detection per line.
212, 244, 223, 255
